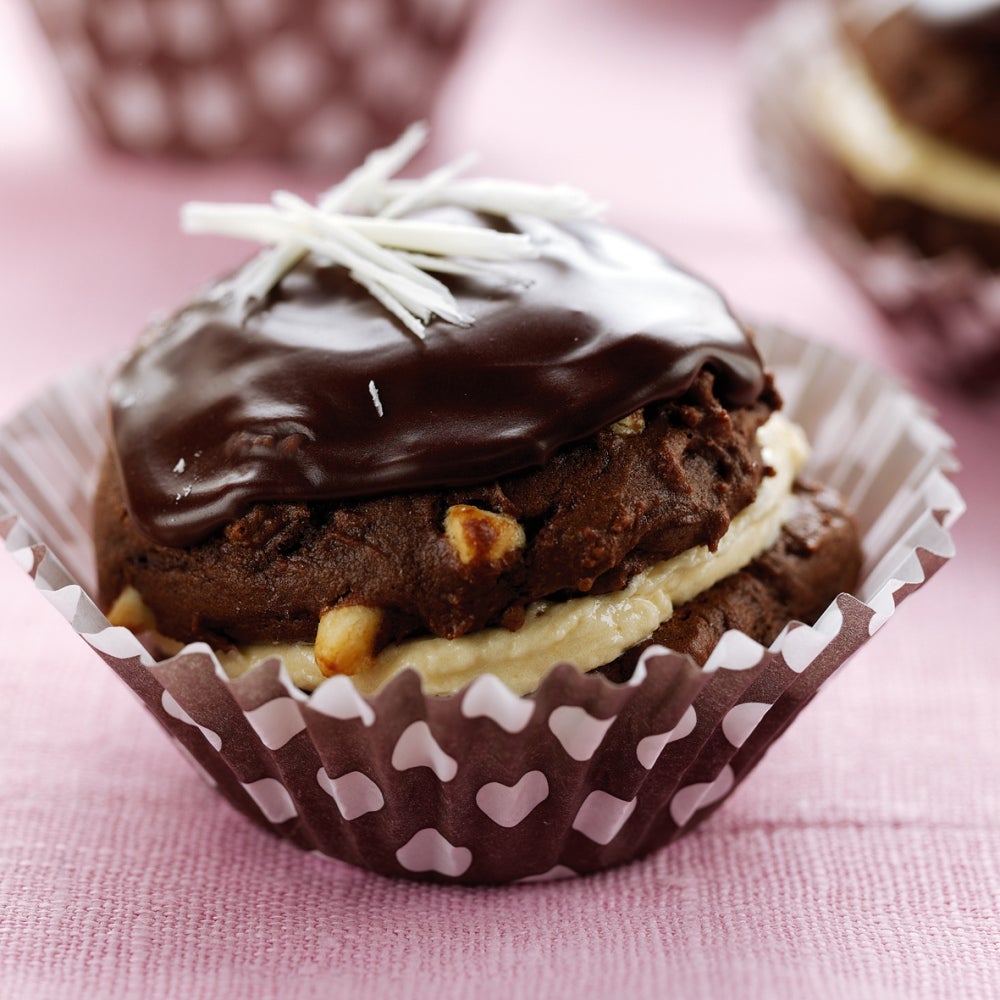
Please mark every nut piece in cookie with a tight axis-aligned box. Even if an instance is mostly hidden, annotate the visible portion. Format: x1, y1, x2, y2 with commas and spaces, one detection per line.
444, 505, 526, 568
106, 585, 157, 634
314, 605, 384, 677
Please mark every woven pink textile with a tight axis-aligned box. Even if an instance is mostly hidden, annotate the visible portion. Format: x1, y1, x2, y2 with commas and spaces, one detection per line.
2, 0, 998, 996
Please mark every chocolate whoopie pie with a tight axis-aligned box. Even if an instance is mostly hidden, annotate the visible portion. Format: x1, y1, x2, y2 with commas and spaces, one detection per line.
809, 0, 1000, 265
94, 130, 861, 696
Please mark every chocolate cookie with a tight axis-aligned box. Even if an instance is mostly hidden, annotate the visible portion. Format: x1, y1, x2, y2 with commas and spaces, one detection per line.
599, 482, 862, 681
840, 1, 1000, 162
95, 203, 860, 695
95, 365, 776, 649
824, 163, 1000, 267
822, 1, 1000, 264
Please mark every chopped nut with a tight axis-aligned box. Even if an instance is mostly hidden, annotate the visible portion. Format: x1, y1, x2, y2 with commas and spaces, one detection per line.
444, 504, 526, 566
611, 409, 645, 436
314, 604, 383, 677
106, 585, 157, 633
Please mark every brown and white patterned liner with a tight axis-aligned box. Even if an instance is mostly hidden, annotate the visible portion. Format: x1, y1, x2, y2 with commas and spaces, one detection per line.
0, 327, 962, 883
748, 1, 1000, 392
29, 0, 478, 163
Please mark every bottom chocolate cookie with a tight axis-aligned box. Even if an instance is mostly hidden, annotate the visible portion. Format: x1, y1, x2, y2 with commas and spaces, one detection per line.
599, 482, 861, 683
832, 158, 1000, 268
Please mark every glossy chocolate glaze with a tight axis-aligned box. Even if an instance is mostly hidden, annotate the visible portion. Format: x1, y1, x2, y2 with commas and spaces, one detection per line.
111, 214, 766, 547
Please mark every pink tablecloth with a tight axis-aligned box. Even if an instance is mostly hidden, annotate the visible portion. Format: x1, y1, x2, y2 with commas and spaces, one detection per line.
2, 1, 998, 997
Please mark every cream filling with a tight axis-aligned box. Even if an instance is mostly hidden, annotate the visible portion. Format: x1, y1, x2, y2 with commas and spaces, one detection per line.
217, 412, 809, 697
805, 46, 1000, 225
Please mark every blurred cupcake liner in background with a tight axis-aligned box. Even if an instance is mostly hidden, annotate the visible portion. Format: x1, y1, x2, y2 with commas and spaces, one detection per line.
748, 0, 1000, 393
27, 0, 481, 163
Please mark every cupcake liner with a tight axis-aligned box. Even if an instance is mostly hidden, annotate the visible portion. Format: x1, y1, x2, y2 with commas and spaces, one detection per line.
0, 327, 962, 883
28, 0, 479, 163
747, 0, 1000, 391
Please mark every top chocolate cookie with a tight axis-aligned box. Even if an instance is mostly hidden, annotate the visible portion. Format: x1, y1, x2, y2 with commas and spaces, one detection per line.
111, 211, 765, 549
840, 0, 1000, 162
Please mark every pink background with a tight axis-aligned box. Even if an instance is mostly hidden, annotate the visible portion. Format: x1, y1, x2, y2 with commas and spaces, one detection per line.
1, 1, 998, 996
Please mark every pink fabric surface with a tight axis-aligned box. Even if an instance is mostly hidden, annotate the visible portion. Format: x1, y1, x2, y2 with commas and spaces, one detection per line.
2, 1, 999, 997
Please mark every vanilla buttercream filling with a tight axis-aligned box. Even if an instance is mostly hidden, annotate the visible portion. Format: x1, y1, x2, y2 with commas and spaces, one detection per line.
805, 46, 1000, 225
215, 412, 809, 696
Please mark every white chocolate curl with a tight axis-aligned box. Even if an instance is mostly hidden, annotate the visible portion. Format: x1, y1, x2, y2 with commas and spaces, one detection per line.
181, 122, 604, 337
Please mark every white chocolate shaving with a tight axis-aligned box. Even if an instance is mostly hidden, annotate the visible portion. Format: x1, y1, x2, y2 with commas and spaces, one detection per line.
368, 380, 384, 418
181, 122, 604, 336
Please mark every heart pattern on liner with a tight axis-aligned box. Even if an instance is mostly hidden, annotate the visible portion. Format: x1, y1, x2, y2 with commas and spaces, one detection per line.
317, 768, 385, 821
476, 772, 550, 828
396, 829, 472, 878
548, 706, 617, 762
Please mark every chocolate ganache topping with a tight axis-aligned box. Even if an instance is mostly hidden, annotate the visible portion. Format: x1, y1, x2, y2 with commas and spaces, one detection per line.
110, 212, 766, 548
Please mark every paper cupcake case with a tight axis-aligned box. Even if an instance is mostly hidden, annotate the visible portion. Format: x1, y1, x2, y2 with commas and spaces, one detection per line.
28, 0, 478, 163
0, 327, 962, 883
748, 1, 1000, 391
